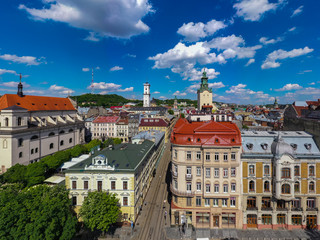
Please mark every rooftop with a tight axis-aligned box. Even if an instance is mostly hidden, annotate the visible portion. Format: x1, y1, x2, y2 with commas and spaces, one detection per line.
93, 116, 119, 123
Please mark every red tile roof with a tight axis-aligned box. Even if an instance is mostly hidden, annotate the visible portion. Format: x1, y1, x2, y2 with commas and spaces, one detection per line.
0, 94, 76, 111
93, 116, 119, 123
139, 118, 168, 127
171, 118, 241, 146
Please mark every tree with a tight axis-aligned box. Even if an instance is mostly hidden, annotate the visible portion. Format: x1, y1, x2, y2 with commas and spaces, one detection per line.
113, 138, 122, 145
168, 109, 174, 115
0, 185, 77, 240
180, 113, 185, 118
80, 192, 121, 233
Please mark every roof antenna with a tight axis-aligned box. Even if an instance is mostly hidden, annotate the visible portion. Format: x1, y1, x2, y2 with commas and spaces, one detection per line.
91, 68, 94, 94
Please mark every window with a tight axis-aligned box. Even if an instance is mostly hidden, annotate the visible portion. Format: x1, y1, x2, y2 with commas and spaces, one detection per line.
292, 215, 302, 225
196, 167, 201, 176
231, 167, 236, 177
186, 166, 192, 175
196, 197, 201, 206
294, 182, 300, 193
123, 197, 128, 206
5, 118, 8, 127
309, 181, 315, 192
19, 152, 23, 158
247, 197, 256, 208
294, 166, 300, 176
3, 139, 7, 149
187, 151, 191, 160
18, 138, 23, 147
174, 196, 177, 203
72, 196, 77, 206
307, 198, 316, 209
49, 143, 54, 149
31, 135, 38, 140
292, 198, 301, 209
231, 152, 236, 161
84, 181, 88, 190
196, 152, 201, 160
174, 150, 177, 158
17, 117, 22, 126
206, 168, 210, 178
72, 181, 77, 189
231, 183, 236, 192
205, 198, 210, 207
230, 197, 236, 207
111, 181, 116, 190
214, 168, 219, 178
187, 183, 192, 191
262, 215, 272, 225
35, 148, 38, 153
213, 198, 218, 207
249, 181, 255, 192
69, 138, 73, 143
249, 165, 255, 175
277, 200, 285, 209
187, 198, 192, 206
214, 184, 219, 193
223, 168, 228, 178
60, 140, 64, 146
309, 166, 315, 176
123, 181, 128, 190
223, 153, 228, 161
223, 184, 228, 193
264, 181, 270, 192
277, 214, 286, 224
174, 179, 178, 189
196, 182, 201, 191
264, 165, 270, 175
206, 184, 210, 193
214, 153, 219, 161
262, 197, 271, 209
281, 184, 290, 194
31, 149, 34, 154
281, 168, 290, 178
205, 152, 210, 161
222, 199, 228, 207
174, 164, 178, 174
97, 181, 102, 192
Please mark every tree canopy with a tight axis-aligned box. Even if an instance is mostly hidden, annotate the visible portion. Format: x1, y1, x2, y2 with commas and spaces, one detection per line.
70, 94, 141, 107
80, 192, 121, 233
0, 185, 77, 240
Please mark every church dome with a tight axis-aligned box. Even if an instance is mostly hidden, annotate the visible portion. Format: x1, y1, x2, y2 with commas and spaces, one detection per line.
271, 134, 294, 157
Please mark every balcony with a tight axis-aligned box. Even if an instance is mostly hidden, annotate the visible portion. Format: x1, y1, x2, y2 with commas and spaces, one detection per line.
172, 171, 178, 178
276, 207, 288, 211
170, 184, 195, 197
185, 174, 192, 180
246, 207, 258, 211
261, 207, 273, 211
307, 207, 318, 211
291, 207, 303, 211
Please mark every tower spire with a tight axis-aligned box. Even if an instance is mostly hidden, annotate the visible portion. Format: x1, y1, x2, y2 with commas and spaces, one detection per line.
17, 73, 24, 97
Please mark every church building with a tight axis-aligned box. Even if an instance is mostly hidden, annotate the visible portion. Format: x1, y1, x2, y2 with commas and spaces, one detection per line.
197, 70, 217, 113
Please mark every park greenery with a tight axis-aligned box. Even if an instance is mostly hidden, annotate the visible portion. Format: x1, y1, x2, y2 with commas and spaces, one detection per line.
71, 94, 141, 107
0, 184, 77, 240
80, 192, 121, 233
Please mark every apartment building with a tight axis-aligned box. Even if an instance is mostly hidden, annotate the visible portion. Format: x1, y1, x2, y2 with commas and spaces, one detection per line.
91, 116, 118, 140
241, 131, 320, 230
170, 118, 243, 228
139, 118, 169, 142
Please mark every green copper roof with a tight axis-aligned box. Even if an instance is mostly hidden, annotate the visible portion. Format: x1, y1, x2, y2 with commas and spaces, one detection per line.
197, 70, 212, 93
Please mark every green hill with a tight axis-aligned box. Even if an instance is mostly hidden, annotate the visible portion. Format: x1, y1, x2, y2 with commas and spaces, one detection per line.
70, 94, 141, 107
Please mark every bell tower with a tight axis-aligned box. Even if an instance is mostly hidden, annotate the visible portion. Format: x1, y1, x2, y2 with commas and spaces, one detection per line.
143, 82, 150, 107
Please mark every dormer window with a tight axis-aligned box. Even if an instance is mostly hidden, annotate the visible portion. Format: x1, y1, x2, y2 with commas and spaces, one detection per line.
215, 139, 219, 143
197, 138, 201, 142
261, 143, 268, 150
305, 143, 312, 150
231, 138, 235, 143
246, 143, 253, 150
93, 155, 107, 166
291, 143, 297, 150
187, 138, 191, 142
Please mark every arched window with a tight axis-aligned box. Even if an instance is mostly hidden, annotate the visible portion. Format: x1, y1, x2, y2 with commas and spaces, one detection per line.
19, 152, 23, 158
249, 181, 255, 192
281, 184, 290, 194
309, 182, 315, 192
59, 130, 65, 134
69, 129, 73, 133
18, 138, 23, 147
17, 117, 22, 126
309, 166, 315, 176
249, 165, 255, 175
3, 139, 7, 149
294, 182, 300, 193
264, 165, 270, 175
48, 132, 55, 137
30, 135, 38, 140
60, 140, 64, 146
49, 143, 54, 149
5, 118, 9, 127
264, 181, 270, 192
69, 138, 72, 143
31, 149, 34, 154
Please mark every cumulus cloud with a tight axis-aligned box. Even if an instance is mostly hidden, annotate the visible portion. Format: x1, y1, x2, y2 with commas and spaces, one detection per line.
19, 0, 153, 40
186, 81, 225, 94
159, 96, 166, 99
309, 82, 315, 86
0, 81, 30, 88
245, 58, 255, 66
173, 91, 187, 96
233, 0, 284, 21
261, 47, 314, 69
82, 68, 90, 72
275, 83, 302, 91
225, 83, 271, 102
49, 84, 74, 94
110, 66, 123, 71
177, 19, 227, 42
259, 36, 283, 45
0, 53, 43, 65
291, 5, 303, 17
0, 69, 19, 75
153, 91, 160, 94
89, 82, 133, 93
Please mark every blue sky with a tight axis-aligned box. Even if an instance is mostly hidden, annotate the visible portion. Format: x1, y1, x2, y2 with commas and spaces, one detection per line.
0, 0, 319, 104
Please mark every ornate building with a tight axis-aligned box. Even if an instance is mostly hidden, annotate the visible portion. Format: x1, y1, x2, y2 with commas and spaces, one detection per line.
241, 131, 320, 230
197, 70, 217, 113
170, 118, 243, 228
143, 82, 150, 107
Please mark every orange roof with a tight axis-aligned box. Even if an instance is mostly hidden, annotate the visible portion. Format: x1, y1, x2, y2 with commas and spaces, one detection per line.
171, 118, 241, 146
93, 116, 119, 123
0, 94, 76, 111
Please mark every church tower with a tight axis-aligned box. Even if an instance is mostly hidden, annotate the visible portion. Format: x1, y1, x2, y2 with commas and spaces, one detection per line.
143, 82, 150, 107
197, 70, 215, 112
274, 97, 279, 109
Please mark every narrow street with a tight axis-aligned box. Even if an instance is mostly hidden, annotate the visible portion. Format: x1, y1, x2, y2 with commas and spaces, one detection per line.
133, 142, 172, 240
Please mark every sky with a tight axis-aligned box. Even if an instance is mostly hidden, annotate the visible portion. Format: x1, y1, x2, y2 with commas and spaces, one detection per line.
0, 0, 319, 104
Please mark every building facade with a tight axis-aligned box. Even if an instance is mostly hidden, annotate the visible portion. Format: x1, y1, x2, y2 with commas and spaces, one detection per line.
139, 118, 169, 142
91, 116, 118, 140
170, 118, 243, 229
241, 131, 320, 230
143, 82, 150, 107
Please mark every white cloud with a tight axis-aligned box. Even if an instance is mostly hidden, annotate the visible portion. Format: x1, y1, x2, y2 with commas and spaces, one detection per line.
153, 91, 160, 94
0, 53, 43, 65
225, 83, 271, 102
233, 0, 283, 21
209, 82, 225, 89
261, 47, 314, 69
288, 27, 296, 32
0, 69, 18, 75
309, 82, 315, 86
165, 75, 170, 79
0, 81, 30, 88
84, 32, 100, 42
186, 81, 225, 94
159, 96, 166, 99
24, 90, 45, 95
82, 68, 90, 72
173, 91, 187, 96
110, 66, 123, 71
245, 58, 255, 66
291, 5, 303, 18
19, 0, 153, 39
89, 82, 133, 93
49, 84, 74, 94
259, 36, 283, 45
275, 83, 302, 91
298, 70, 312, 74
126, 54, 136, 58
177, 19, 227, 42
